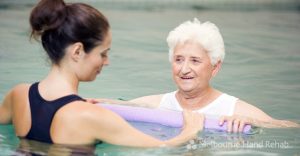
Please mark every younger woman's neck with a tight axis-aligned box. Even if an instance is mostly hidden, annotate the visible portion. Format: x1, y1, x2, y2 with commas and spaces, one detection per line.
41, 65, 79, 94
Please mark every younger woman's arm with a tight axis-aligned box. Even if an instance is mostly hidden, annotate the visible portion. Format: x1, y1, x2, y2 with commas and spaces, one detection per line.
0, 89, 13, 124
82, 105, 204, 147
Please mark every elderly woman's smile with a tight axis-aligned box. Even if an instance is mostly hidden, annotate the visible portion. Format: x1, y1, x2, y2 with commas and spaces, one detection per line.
181, 76, 194, 79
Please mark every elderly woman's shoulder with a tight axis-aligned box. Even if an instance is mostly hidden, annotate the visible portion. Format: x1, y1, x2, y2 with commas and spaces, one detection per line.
234, 100, 273, 121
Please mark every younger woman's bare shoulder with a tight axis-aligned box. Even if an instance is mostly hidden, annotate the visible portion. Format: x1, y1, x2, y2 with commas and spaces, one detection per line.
56, 101, 124, 129
11, 83, 31, 94
58, 101, 110, 117
8, 83, 31, 102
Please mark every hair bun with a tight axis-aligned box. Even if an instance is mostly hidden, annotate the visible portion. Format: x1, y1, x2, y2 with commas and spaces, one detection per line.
30, 0, 67, 39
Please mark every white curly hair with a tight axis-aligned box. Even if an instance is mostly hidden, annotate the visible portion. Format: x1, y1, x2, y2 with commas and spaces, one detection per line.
167, 18, 225, 65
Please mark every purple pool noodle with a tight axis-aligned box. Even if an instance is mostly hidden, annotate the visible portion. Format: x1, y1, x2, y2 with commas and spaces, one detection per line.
99, 103, 183, 127
98, 103, 251, 133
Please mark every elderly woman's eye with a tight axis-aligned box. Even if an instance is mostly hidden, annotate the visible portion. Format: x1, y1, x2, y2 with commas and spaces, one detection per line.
192, 59, 200, 63
175, 58, 183, 63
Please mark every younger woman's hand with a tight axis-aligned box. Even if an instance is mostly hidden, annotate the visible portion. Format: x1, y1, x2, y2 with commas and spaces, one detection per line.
182, 110, 205, 135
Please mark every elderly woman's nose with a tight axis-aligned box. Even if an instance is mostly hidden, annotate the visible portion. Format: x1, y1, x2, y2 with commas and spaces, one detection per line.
181, 61, 191, 73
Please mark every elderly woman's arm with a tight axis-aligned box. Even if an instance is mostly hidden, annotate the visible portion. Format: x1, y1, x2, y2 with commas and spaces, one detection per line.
128, 94, 163, 108
86, 94, 163, 108
233, 100, 300, 128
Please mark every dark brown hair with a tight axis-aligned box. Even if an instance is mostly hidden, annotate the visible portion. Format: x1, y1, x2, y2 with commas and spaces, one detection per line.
30, 0, 110, 64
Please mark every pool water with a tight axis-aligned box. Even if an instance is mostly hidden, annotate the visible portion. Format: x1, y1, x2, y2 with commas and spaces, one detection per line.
1, 0, 300, 155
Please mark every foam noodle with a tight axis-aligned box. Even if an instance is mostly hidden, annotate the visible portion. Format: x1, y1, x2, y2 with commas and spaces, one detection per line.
98, 103, 251, 133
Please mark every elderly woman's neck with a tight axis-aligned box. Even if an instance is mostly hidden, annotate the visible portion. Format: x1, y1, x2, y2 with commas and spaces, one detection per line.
176, 87, 222, 109
178, 87, 215, 99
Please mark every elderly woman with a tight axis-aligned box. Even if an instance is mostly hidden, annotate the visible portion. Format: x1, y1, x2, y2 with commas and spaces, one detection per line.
96, 18, 299, 132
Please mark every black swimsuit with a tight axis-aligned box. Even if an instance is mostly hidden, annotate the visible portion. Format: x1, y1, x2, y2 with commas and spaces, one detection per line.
25, 82, 84, 143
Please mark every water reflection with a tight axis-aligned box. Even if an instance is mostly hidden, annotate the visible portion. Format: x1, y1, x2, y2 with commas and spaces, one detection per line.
16, 139, 96, 156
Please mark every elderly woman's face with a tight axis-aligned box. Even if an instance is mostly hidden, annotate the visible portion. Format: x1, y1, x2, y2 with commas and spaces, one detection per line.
172, 41, 215, 92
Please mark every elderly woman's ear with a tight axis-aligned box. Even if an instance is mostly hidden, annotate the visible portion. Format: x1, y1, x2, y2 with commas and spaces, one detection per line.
212, 60, 222, 77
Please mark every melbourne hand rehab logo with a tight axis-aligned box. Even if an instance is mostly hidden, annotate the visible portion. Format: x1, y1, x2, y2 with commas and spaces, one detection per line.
186, 137, 290, 150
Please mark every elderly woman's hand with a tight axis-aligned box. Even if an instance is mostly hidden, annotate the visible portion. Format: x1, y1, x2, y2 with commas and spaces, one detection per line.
219, 115, 253, 133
